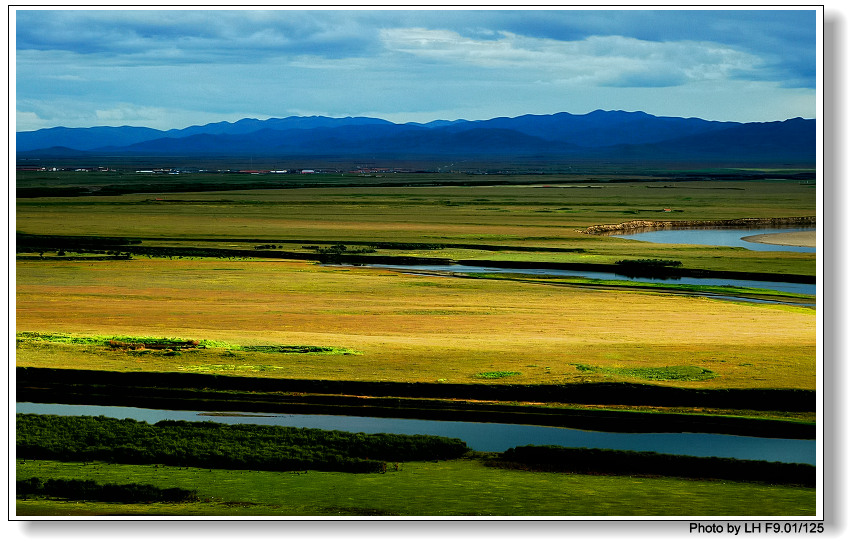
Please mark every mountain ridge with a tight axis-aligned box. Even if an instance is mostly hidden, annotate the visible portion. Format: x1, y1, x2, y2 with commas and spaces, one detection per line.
17, 110, 816, 165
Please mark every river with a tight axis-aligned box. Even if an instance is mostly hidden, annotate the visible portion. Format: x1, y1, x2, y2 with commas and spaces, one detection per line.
363, 264, 815, 297
354, 225, 816, 298
610, 227, 816, 253
16, 402, 816, 465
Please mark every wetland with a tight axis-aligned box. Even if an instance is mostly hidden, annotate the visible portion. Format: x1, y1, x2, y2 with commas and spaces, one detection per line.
15, 172, 818, 516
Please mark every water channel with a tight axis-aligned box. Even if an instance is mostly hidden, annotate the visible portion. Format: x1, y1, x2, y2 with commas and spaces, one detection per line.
16, 402, 816, 465
359, 227, 816, 298
610, 227, 816, 253
367, 264, 815, 296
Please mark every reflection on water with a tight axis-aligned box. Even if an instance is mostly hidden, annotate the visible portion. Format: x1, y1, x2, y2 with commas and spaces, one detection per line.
16, 402, 816, 465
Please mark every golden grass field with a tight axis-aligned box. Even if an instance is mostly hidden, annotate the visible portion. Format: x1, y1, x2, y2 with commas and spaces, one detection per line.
15, 257, 815, 389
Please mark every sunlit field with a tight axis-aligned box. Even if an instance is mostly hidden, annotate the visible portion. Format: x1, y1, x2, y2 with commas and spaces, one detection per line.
16, 257, 815, 389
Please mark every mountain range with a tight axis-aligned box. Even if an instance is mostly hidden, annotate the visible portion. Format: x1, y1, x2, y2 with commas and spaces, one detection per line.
16, 110, 816, 165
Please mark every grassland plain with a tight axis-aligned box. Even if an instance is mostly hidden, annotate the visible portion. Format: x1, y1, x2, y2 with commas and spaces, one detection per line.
15, 180, 816, 275
15, 459, 815, 516
16, 258, 815, 388
15, 175, 817, 517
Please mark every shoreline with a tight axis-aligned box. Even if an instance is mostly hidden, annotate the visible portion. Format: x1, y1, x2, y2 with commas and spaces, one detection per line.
741, 230, 816, 248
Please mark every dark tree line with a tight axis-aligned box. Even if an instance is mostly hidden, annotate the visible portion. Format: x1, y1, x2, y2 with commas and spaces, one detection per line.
17, 414, 469, 474
491, 445, 815, 487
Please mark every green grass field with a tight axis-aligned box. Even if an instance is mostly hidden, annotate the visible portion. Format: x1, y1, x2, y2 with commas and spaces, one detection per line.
15, 459, 815, 517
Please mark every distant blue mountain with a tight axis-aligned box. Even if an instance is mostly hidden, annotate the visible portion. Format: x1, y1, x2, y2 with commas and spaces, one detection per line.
16, 125, 166, 151
438, 110, 740, 147
17, 116, 394, 151
16, 111, 816, 165
594, 117, 816, 163
163, 115, 394, 138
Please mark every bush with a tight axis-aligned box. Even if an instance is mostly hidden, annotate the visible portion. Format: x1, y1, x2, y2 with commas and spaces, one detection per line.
614, 259, 683, 278
614, 259, 682, 268
474, 371, 522, 379
17, 477, 199, 503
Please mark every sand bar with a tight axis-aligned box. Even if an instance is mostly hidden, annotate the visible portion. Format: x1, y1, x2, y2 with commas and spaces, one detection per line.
741, 231, 815, 248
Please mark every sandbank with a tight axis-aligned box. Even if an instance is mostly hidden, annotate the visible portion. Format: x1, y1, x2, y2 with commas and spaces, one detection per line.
741, 230, 816, 248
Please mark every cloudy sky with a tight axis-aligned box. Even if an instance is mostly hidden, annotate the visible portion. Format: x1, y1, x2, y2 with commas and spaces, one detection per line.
14, 8, 819, 131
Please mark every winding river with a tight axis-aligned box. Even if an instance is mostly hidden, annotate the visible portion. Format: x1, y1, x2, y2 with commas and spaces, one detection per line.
365, 263, 815, 296
16, 402, 816, 465
357, 226, 816, 299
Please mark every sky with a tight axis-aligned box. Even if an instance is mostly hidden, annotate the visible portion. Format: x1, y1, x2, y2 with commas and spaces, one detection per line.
13, 7, 819, 132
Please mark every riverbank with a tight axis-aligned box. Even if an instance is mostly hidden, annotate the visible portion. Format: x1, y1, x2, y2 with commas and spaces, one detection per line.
16, 367, 816, 439
742, 230, 816, 248
581, 216, 816, 235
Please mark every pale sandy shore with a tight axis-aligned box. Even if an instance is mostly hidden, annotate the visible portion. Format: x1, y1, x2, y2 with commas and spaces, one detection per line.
741, 230, 816, 248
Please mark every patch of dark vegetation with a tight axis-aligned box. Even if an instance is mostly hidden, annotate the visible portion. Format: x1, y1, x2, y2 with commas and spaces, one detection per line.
108, 339, 200, 351
237, 345, 352, 354
17, 254, 134, 261
614, 259, 683, 278
487, 445, 815, 487
321, 506, 400, 516
16, 233, 589, 257
614, 258, 682, 268
18, 332, 200, 350
16, 477, 200, 503
16, 233, 142, 256
17, 332, 358, 356
17, 366, 817, 414
313, 244, 377, 255
612, 366, 717, 381
458, 258, 814, 284
573, 364, 717, 382
16, 414, 470, 474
